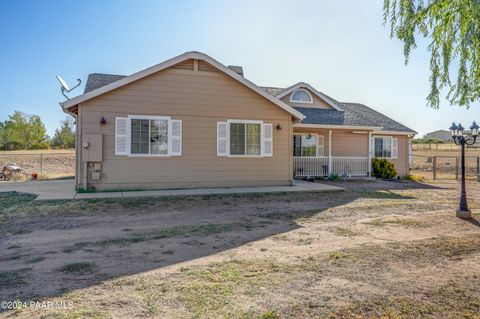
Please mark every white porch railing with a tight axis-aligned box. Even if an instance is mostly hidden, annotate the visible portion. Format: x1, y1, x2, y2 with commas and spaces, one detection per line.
294, 156, 370, 177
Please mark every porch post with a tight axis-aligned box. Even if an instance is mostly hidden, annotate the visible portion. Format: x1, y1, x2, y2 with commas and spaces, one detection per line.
368, 131, 372, 177
328, 130, 332, 175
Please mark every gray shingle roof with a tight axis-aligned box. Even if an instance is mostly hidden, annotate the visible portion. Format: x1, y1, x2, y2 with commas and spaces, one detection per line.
84, 73, 126, 93
260, 86, 286, 96
295, 103, 416, 133
340, 103, 416, 133
82, 74, 416, 133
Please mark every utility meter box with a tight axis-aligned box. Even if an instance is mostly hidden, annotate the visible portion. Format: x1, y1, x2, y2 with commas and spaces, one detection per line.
82, 134, 103, 162
90, 171, 101, 181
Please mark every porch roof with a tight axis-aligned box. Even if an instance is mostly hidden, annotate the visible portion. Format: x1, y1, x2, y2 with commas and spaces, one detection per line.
294, 104, 416, 134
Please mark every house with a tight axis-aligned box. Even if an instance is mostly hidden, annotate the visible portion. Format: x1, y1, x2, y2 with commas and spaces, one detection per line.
424, 130, 452, 142
61, 51, 416, 191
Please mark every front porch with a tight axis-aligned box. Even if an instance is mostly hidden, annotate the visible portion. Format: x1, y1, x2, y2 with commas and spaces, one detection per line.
293, 156, 370, 177
292, 126, 374, 178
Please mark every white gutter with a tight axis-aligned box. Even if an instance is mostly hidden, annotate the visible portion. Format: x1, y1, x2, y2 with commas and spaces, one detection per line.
372, 130, 417, 137
294, 123, 383, 131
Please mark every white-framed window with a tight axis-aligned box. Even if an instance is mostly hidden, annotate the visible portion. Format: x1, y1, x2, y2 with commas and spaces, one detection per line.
115, 115, 182, 157
372, 136, 398, 159
293, 134, 324, 157
217, 120, 273, 157
290, 88, 313, 104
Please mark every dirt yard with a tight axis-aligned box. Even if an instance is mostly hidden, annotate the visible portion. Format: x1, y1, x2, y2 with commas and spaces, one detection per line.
1, 180, 480, 318
0, 149, 75, 180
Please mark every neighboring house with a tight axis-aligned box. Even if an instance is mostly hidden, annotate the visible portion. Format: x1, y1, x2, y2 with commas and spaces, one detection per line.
61, 51, 416, 191
424, 130, 452, 142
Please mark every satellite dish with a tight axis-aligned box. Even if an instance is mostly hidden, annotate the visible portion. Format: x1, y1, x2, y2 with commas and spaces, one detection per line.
56, 75, 81, 100
56, 75, 70, 91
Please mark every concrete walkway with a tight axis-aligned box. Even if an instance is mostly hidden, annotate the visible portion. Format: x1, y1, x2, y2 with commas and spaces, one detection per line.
0, 179, 343, 201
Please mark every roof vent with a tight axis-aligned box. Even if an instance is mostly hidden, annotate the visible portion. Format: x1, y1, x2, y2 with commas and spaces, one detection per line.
228, 65, 244, 77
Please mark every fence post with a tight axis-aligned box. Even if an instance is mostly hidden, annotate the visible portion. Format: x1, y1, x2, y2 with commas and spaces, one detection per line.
432, 156, 437, 180
455, 156, 459, 180
477, 156, 479, 175
40, 153, 43, 177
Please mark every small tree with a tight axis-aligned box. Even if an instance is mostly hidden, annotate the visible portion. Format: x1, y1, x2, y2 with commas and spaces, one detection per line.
0, 120, 13, 150
51, 117, 75, 149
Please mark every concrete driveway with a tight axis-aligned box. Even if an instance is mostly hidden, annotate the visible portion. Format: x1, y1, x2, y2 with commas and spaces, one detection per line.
0, 179, 343, 201
0, 179, 76, 200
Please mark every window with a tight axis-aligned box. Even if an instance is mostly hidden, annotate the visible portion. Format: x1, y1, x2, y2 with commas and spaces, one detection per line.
115, 116, 182, 156
217, 120, 273, 157
131, 118, 168, 155
230, 122, 261, 156
290, 89, 313, 104
293, 134, 324, 157
373, 136, 398, 158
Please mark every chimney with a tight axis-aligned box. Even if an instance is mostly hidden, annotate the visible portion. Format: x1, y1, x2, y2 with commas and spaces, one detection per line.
228, 65, 244, 77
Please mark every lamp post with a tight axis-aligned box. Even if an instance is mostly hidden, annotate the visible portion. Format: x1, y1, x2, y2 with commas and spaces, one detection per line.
449, 121, 479, 219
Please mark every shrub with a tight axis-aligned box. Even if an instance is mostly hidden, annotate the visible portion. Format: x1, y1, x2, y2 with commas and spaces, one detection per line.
328, 173, 340, 181
372, 158, 397, 179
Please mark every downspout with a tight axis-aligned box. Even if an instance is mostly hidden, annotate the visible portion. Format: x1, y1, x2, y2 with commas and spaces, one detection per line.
60, 102, 80, 190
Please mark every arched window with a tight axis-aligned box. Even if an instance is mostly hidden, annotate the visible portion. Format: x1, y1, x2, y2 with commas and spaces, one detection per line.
290, 88, 313, 104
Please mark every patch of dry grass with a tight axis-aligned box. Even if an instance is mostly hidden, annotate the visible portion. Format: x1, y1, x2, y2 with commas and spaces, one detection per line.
364, 217, 428, 228
329, 226, 363, 237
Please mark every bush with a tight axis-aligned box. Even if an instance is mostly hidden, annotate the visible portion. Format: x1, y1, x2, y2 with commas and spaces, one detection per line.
372, 158, 397, 179
328, 173, 340, 181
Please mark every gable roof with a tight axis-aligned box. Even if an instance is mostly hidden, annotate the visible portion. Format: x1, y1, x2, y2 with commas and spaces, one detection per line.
84, 74, 126, 93
259, 86, 416, 134
274, 82, 343, 111
61, 51, 304, 120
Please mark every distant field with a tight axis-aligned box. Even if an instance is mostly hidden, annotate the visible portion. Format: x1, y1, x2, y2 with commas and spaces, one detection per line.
0, 149, 75, 180
0, 149, 75, 155
413, 142, 480, 156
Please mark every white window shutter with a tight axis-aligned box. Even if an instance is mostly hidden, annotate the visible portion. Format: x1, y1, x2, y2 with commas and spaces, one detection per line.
392, 137, 398, 158
115, 117, 127, 155
262, 123, 273, 157
317, 135, 324, 156
171, 120, 182, 156
217, 122, 228, 156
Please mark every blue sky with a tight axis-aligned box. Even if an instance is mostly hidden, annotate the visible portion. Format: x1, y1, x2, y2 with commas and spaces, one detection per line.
1, 0, 479, 137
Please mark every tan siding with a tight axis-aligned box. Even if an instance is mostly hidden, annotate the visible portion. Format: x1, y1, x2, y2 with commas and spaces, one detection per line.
171, 59, 194, 70
281, 88, 333, 109
79, 67, 292, 190
198, 60, 218, 72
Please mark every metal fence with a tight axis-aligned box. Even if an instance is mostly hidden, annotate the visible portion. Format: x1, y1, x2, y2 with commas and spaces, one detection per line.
412, 143, 457, 151
0, 152, 75, 180
410, 154, 480, 180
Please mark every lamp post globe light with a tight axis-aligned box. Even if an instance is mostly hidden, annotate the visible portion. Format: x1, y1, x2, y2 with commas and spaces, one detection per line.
449, 121, 479, 219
